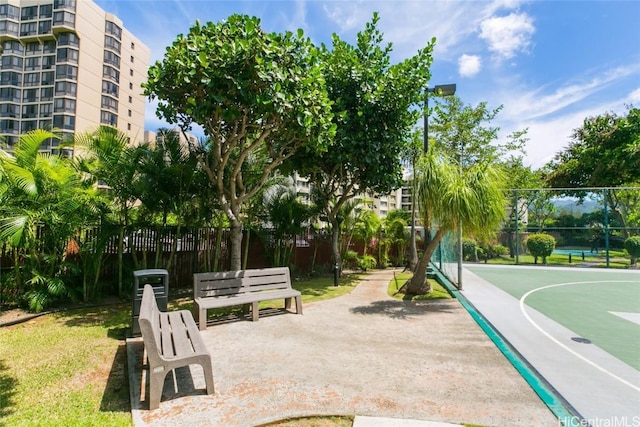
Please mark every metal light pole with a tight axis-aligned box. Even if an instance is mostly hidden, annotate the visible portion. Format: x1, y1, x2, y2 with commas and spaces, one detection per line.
457, 143, 463, 290
417, 83, 456, 282
424, 84, 457, 152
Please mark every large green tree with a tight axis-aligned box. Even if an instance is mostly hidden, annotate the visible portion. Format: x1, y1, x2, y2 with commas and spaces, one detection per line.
545, 107, 640, 238
287, 13, 435, 272
403, 129, 423, 270
430, 96, 526, 165
545, 108, 640, 188
143, 16, 335, 270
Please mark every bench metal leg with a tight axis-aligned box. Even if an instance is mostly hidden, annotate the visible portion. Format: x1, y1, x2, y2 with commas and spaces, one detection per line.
285, 297, 302, 315
201, 356, 215, 395
148, 366, 168, 410
197, 307, 207, 331
295, 296, 303, 315
194, 301, 207, 331
251, 301, 259, 321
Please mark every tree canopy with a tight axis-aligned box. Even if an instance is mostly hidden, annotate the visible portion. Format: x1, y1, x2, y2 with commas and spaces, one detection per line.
143, 15, 336, 269
429, 96, 526, 166
545, 107, 640, 188
286, 12, 435, 270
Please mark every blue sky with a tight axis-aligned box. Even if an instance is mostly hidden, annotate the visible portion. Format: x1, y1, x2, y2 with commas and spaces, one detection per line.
95, 0, 640, 169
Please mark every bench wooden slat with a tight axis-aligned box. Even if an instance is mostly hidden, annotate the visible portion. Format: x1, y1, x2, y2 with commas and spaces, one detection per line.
243, 281, 290, 291
159, 311, 176, 358
168, 311, 194, 358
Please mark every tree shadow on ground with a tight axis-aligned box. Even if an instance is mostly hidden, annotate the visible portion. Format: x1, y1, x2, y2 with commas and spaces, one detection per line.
350, 299, 457, 320
61, 303, 131, 339
100, 342, 130, 413
0, 359, 17, 420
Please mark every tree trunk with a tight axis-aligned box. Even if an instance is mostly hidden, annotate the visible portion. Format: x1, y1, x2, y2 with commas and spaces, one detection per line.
243, 227, 252, 269
117, 226, 124, 298
408, 166, 418, 271
213, 224, 222, 271
608, 191, 631, 239
229, 220, 243, 271
401, 228, 446, 295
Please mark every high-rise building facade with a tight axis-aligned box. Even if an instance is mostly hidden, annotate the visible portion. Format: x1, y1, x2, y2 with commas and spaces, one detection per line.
0, 0, 149, 152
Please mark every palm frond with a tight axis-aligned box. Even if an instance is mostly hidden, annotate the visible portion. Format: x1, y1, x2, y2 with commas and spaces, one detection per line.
13, 130, 58, 169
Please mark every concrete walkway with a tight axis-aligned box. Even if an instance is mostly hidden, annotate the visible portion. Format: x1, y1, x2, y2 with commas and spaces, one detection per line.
127, 269, 558, 426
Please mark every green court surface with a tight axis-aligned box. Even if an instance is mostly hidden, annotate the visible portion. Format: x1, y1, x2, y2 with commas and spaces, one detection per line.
466, 266, 640, 371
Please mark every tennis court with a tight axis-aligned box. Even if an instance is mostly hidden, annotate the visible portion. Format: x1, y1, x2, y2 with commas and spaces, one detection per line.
460, 265, 640, 425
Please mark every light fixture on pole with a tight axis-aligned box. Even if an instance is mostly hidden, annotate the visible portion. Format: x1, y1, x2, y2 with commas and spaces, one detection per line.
420, 83, 462, 289
423, 84, 456, 153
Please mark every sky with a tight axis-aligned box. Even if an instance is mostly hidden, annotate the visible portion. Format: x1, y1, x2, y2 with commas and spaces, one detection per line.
94, 0, 640, 169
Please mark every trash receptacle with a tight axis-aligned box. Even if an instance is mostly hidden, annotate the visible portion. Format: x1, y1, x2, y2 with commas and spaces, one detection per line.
132, 269, 169, 337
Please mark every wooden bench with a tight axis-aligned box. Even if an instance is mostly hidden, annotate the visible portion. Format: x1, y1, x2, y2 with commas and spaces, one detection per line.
193, 267, 303, 330
138, 284, 215, 409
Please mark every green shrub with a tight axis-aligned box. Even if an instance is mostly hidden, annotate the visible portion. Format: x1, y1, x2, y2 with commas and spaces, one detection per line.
343, 250, 359, 269
479, 242, 508, 259
624, 236, 640, 265
358, 255, 377, 271
526, 233, 556, 264
462, 238, 478, 261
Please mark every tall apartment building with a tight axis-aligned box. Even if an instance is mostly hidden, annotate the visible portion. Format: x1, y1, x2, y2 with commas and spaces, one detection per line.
0, 0, 149, 153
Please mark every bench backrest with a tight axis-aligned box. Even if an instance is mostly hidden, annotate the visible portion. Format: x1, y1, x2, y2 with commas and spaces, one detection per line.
138, 284, 162, 363
194, 267, 292, 298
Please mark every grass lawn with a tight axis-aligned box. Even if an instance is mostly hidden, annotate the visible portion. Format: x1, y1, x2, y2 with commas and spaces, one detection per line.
0, 273, 363, 427
387, 272, 452, 300
0, 304, 132, 427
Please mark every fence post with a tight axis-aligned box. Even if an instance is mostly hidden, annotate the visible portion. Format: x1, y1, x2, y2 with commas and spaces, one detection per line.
603, 188, 610, 268
514, 190, 520, 265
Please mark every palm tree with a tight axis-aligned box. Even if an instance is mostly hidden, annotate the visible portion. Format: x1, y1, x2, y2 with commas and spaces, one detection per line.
135, 129, 200, 269
354, 209, 381, 256
73, 126, 143, 297
401, 148, 505, 295
335, 198, 364, 266
0, 130, 104, 310
261, 177, 312, 267
383, 209, 411, 266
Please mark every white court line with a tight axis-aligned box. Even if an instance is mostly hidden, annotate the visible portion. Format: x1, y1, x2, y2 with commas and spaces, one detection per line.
519, 280, 640, 392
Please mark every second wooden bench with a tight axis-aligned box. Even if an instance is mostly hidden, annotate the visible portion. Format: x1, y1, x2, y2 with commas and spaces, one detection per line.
193, 267, 303, 330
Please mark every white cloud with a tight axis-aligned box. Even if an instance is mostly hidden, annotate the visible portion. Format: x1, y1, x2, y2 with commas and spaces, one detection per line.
321, 2, 366, 32
480, 12, 535, 60
500, 64, 640, 122
320, 1, 526, 61
496, 76, 639, 168
280, 0, 309, 35
458, 54, 482, 77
